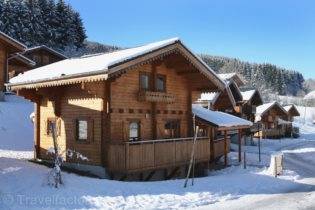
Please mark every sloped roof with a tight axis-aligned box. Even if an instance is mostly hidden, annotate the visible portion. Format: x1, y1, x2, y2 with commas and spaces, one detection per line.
8, 38, 225, 90
241, 90, 256, 101
284, 104, 300, 116
256, 101, 287, 117
304, 90, 315, 100
192, 104, 252, 129
218, 73, 245, 86
8, 53, 36, 67
23, 45, 67, 59
0, 31, 26, 52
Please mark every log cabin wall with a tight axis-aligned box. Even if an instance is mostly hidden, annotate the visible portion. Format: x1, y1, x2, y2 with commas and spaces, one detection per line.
24, 49, 64, 69
0, 44, 7, 91
110, 62, 191, 142
38, 82, 106, 165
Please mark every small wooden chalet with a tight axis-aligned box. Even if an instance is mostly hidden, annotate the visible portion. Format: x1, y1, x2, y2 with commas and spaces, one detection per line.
8, 38, 251, 180
0, 31, 26, 91
197, 80, 243, 115
240, 89, 263, 121
192, 105, 252, 164
255, 102, 290, 138
284, 104, 300, 122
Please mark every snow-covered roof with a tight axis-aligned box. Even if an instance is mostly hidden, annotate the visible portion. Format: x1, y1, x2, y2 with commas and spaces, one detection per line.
9, 38, 225, 90
284, 104, 300, 116
218, 73, 245, 86
199, 92, 219, 102
192, 104, 253, 128
241, 90, 256, 101
0, 31, 26, 51
278, 118, 292, 125
304, 90, 315, 100
256, 101, 287, 117
24, 45, 68, 59
218, 73, 236, 81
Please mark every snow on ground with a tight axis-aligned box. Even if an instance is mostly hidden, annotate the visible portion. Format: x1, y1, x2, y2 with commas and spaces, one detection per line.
1, 96, 315, 209
0, 94, 33, 151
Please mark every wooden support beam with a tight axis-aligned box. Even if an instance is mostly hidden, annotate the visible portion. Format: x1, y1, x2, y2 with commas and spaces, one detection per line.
34, 100, 41, 159
151, 63, 157, 139
224, 130, 228, 166
238, 129, 242, 162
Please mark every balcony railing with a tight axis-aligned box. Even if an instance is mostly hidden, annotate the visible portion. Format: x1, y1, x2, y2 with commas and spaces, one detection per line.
107, 137, 210, 173
213, 137, 230, 158
138, 91, 175, 103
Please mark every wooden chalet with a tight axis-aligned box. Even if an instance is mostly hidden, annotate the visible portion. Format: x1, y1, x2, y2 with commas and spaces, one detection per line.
8, 45, 67, 79
255, 102, 290, 138
240, 89, 263, 122
21, 45, 67, 69
8, 38, 251, 180
284, 104, 300, 122
0, 31, 26, 91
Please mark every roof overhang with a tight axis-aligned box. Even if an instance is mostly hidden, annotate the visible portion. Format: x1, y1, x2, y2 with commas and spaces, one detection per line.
0, 32, 26, 53
7, 40, 226, 91
8, 53, 36, 67
24, 45, 68, 59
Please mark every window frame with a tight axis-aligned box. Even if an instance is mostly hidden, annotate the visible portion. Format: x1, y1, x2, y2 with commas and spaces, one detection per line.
75, 117, 93, 143
139, 72, 151, 91
156, 74, 166, 92
46, 117, 61, 137
128, 120, 141, 142
164, 120, 180, 139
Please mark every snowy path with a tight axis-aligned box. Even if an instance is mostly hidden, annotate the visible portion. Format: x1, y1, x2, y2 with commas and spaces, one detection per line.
197, 140, 315, 210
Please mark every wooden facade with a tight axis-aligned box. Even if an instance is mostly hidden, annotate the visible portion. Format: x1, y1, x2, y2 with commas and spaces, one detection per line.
255, 102, 291, 138
0, 32, 26, 91
21, 45, 67, 69
10, 39, 236, 178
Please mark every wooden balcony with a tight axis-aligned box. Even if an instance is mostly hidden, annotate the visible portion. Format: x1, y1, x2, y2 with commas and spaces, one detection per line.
138, 91, 175, 103
107, 137, 211, 173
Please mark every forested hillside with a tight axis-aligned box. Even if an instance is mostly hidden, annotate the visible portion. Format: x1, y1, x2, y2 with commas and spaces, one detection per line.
200, 55, 305, 96
0, 0, 86, 49
0, 0, 307, 96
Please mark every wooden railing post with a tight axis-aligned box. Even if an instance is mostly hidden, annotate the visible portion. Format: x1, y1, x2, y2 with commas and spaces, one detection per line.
238, 129, 242, 162
224, 130, 228, 166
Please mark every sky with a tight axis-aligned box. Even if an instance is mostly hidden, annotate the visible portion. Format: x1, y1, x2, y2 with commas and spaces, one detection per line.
66, 0, 315, 79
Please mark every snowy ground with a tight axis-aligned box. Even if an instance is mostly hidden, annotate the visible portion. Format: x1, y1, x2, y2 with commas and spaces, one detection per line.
1, 95, 315, 209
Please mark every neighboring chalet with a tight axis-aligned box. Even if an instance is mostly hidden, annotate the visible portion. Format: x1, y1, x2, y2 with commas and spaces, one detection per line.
284, 104, 300, 122
21, 45, 67, 69
255, 102, 290, 138
8, 38, 252, 180
0, 31, 26, 92
8, 45, 67, 79
197, 73, 244, 114
240, 89, 263, 122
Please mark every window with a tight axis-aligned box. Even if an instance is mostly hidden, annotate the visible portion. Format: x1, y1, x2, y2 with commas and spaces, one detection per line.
197, 127, 208, 137
129, 121, 140, 141
156, 74, 166, 92
139, 72, 151, 91
46, 118, 61, 136
75, 118, 93, 142
164, 120, 180, 138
